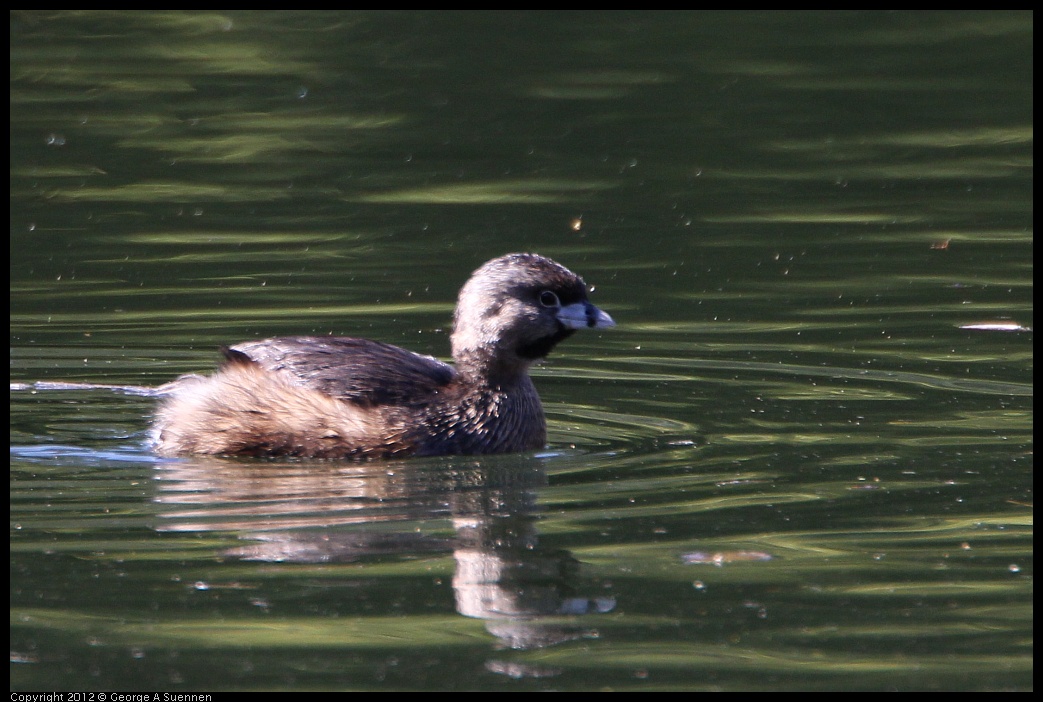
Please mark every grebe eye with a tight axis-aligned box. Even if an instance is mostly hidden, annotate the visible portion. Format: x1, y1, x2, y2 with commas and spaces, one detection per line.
539, 290, 560, 307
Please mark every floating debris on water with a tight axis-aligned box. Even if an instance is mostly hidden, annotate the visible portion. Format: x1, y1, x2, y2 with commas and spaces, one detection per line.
681, 550, 774, 566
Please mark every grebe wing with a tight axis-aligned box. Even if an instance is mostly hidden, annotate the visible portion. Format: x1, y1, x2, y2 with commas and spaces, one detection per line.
225, 336, 454, 406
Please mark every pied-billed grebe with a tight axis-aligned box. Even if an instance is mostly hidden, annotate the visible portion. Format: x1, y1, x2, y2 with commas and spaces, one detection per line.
151, 253, 614, 459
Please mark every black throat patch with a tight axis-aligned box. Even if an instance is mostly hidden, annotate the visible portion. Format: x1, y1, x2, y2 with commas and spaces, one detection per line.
517, 328, 576, 360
